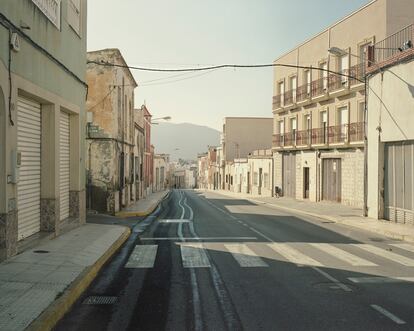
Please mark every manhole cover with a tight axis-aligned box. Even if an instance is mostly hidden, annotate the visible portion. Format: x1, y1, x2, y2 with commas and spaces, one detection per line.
83, 296, 117, 305
33, 250, 49, 254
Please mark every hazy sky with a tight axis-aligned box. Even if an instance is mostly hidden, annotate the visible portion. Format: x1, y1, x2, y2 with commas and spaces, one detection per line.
87, 0, 369, 130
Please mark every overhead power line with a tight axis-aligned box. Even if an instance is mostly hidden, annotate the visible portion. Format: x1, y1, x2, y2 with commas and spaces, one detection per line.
87, 60, 364, 83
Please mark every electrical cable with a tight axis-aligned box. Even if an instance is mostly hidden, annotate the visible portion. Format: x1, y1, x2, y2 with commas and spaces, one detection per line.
140, 68, 219, 87
87, 60, 364, 83
87, 86, 116, 111
7, 29, 14, 126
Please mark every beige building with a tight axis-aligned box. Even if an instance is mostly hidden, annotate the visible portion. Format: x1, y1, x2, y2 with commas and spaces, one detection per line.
86, 49, 137, 214
248, 150, 273, 197
197, 153, 208, 189
134, 108, 145, 200
153, 154, 169, 192
272, 0, 414, 208
367, 24, 414, 223
0, 0, 87, 261
221, 117, 273, 190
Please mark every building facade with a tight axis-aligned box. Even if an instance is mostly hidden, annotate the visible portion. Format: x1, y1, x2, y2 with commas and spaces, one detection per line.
86, 49, 137, 214
272, 0, 414, 207
134, 108, 145, 201
0, 0, 87, 261
367, 24, 414, 223
153, 154, 169, 192
221, 117, 273, 190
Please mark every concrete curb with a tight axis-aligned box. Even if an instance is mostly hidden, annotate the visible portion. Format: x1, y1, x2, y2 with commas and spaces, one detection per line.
206, 189, 414, 243
115, 191, 169, 218
27, 226, 131, 331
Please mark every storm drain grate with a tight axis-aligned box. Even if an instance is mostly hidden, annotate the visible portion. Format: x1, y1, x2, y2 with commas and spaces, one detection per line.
83, 296, 117, 305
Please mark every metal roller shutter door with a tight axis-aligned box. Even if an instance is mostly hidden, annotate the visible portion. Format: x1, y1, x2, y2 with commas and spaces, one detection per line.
384, 141, 414, 224
17, 97, 41, 240
60, 111, 70, 221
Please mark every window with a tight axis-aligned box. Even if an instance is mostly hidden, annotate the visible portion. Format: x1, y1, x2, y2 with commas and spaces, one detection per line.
320, 62, 328, 90
290, 76, 297, 103
338, 106, 349, 141
320, 111, 328, 143
264, 173, 269, 188
279, 120, 285, 145
290, 117, 297, 144
338, 54, 349, 83
253, 172, 258, 186
305, 70, 311, 94
279, 81, 285, 106
68, 0, 81, 35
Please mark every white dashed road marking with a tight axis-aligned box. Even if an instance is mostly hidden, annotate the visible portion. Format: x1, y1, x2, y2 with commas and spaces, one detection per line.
311, 243, 377, 267
180, 243, 211, 268
370, 304, 406, 325
268, 243, 322, 267
224, 244, 269, 267
353, 244, 414, 266
125, 245, 158, 268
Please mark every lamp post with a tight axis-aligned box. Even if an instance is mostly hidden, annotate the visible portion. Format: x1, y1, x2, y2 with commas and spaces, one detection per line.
328, 46, 369, 217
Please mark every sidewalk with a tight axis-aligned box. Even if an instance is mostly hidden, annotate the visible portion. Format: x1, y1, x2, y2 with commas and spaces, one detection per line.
205, 189, 414, 243
0, 224, 130, 331
116, 190, 170, 217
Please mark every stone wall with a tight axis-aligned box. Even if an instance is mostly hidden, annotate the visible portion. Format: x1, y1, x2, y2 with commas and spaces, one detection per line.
0, 211, 17, 262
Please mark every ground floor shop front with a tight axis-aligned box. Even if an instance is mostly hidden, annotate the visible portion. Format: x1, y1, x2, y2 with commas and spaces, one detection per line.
273, 148, 364, 208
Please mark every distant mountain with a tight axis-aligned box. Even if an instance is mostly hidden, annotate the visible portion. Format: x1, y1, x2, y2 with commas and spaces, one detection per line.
151, 122, 220, 160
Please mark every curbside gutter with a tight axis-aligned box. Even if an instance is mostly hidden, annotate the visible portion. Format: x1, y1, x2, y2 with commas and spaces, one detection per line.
115, 190, 170, 218
26, 226, 131, 331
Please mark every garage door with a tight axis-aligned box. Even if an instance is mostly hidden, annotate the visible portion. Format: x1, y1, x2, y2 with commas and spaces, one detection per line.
283, 153, 296, 197
384, 141, 414, 224
17, 97, 41, 240
60, 111, 70, 221
322, 158, 342, 202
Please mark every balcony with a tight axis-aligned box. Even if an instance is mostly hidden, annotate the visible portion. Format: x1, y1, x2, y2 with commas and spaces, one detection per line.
273, 122, 364, 150
348, 63, 365, 86
272, 95, 282, 110
311, 77, 328, 99
296, 83, 311, 103
296, 129, 312, 146
371, 23, 413, 67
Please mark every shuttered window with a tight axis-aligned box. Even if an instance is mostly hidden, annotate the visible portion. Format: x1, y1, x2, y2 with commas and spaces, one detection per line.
68, 0, 81, 35
17, 97, 41, 240
60, 112, 70, 221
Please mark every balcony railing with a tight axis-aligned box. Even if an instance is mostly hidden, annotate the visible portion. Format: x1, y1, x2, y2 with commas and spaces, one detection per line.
311, 77, 327, 97
273, 95, 281, 109
273, 122, 364, 149
312, 127, 329, 145
284, 131, 297, 146
348, 63, 364, 85
296, 129, 312, 146
349, 122, 365, 142
328, 124, 349, 144
272, 133, 284, 148
297, 83, 311, 102
273, 64, 366, 109
373, 23, 413, 64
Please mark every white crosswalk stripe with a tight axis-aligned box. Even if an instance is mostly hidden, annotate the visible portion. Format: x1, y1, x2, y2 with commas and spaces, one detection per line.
180, 243, 211, 268
125, 245, 158, 268
353, 244, 414, 266
267, 243, 322, 266
390, 243, 414, 253
224, 244, 269, 267
310, 243, 377, 266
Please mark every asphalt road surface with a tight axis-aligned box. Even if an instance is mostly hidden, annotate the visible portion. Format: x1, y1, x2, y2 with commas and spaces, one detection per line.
55, 189, 414, 331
